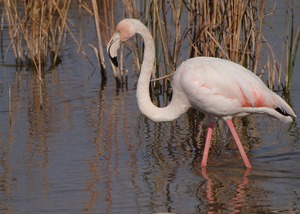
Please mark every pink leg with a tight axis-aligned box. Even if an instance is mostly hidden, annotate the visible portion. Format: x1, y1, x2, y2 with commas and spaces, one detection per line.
226, 120, 251, 168
201, 122, 214, 167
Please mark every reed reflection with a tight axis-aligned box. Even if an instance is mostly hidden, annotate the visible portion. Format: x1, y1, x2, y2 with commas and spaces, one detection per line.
0, 67, 70, 212
85, 82, 142, 213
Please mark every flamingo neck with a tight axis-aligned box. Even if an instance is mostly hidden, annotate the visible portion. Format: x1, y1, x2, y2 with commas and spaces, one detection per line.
135, 25, 188, 122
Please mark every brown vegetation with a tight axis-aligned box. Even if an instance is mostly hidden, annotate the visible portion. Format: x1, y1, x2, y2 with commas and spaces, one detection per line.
3, 0, 71, 81
1, 0, 299, 92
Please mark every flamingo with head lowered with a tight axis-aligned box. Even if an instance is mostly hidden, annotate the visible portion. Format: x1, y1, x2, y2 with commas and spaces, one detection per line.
107, 19, 296, 168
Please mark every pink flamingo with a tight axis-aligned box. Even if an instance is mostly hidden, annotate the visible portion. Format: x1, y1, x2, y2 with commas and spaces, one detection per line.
107, 19, 296, 168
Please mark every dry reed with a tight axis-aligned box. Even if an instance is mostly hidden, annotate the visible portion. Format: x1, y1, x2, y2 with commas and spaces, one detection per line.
105, 0, 263, 80
84, 0, 122, 84
91, 0, 107, 80
2, 0, 298, 92
3, 0, 71, 81
109, 0, 267, 98
98, 0, 298, 94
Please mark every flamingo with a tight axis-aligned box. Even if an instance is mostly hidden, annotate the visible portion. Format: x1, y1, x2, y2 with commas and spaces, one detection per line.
107, 19, 296, 168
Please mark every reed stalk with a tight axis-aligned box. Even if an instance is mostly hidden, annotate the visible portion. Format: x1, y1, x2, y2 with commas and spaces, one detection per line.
87, 0, 122, 84
91, 0, 107, 80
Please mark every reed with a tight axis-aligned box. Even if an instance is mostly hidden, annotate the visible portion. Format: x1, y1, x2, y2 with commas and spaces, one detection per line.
3, 0, 71, 81
122, 0, 258, 72
110, 0, 266, 96
104, 0, 298, 93
184, 0, 265, 73
91, 0, 107, 80
2, 0, 297, 91
284, 0, 300, 93
82, 0, 124, 84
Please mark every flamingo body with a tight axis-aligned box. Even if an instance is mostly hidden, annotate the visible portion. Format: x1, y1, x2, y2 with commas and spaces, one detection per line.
107, 19, 296, 168
176, 57, 295, 122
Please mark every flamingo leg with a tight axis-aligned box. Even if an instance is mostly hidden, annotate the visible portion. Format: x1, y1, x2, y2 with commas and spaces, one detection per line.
201, 122, 214, 167
226, 120, 251, 168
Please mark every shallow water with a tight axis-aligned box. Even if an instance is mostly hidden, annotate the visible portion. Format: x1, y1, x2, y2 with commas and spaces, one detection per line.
0, 2, 300, 214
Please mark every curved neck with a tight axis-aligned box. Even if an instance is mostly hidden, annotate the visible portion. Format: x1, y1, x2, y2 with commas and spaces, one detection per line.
135, 25, 189, 122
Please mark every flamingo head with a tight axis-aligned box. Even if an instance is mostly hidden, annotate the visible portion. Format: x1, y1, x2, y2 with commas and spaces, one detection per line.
107, 19, 137, 67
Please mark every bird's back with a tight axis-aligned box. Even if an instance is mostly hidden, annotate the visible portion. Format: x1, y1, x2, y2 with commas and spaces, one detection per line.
173, 57, 296, 121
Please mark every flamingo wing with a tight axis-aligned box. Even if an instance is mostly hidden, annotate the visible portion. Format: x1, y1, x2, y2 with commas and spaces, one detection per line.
177, 57, 296, 120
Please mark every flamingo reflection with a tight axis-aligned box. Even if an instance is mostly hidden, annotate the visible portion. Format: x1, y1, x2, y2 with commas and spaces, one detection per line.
201, 167, 251, 213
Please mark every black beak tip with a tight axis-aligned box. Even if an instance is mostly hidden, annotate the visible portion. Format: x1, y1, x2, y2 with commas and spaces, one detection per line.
109, 55, 118, 67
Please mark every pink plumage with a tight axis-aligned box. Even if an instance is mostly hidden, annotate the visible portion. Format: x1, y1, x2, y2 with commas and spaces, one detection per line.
178, 57, 295, 121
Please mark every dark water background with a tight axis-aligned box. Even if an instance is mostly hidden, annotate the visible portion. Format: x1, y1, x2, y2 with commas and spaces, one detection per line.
0, 2, 300, 214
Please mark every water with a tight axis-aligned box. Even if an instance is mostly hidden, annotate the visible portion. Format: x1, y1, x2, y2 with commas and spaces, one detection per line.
0, 2, 300, 214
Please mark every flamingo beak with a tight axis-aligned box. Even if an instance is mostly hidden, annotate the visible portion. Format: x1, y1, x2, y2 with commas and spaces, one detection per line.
107, 33, 120, 67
